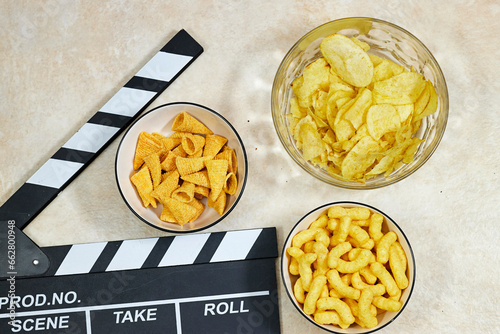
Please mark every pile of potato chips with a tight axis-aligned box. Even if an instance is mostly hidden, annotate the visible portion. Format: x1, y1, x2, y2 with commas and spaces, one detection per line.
130, 112, 238, 225
287, 33, 438, 182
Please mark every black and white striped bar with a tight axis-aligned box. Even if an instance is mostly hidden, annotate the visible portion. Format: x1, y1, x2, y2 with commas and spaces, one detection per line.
0, 29, 203, 229
40, 228, 277, 277
0, 228, 280, 333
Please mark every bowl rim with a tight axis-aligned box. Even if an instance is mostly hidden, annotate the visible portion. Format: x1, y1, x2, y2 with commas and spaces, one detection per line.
114, 101, 248, 233
271, 16, 449, 190
280, 201, 416, 333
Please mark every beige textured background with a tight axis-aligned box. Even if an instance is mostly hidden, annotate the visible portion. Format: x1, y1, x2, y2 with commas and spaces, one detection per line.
1, 1, 499, 333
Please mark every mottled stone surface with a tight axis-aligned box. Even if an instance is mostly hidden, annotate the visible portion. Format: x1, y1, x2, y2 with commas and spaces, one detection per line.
1, 1, 499, 332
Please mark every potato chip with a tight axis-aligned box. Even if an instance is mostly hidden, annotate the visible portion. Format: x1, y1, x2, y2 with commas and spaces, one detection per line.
394, 104, 414, 123
333, 119, 355, 143
350, 36, 370, 52
164, 198, 197, 225
334, 98, 355, 125
205, 159, 229, 201
289, 96, 302, 116
402, 137, 423, 163
342, 88, 372, 130
130, 166, 156, 208
373, 58, 405, 82
291, 76, 305, 103
413, 80, 438, 123
341, 136, 380, 180
372, 72, 426, 105
133, 131, 163, 170
366, 153, 399, 178
171, 112, 213, 135
313, 90, 329, 121
413, 81, 431, 118
299, 116, 325, 160
366, 104, 401, 141
295, 58, 331, 108
320, 34, 373, 87
368, 54, 384, 67
307, 108, 329, 129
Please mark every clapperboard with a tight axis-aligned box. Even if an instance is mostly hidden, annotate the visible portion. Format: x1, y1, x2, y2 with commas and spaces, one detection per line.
0, 30, 281, 333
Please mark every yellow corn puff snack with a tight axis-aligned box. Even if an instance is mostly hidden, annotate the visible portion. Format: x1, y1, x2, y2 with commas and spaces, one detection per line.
216, 147, 238, 174
160, 151, 180, 172
207, 191, 227, 215
164, 198, 197, 226
151, 132, 169, 157
223, 172, 238, 195
133, 131, 163, 170
130, 166, 156, 208
181, 170, 211, 188
203, 134, 228, 157
152, 132, 167, 141
160, 205, 177, 223
154, 133, 182, 152
143, 152, 162, 189
176, 156, 211, 176
171, 181, 195, 203
286, 205, 410, 330
181, 133, 206, 155
188, 198, 205, 222
171, 143, 188, 157
205, 159, 229, 201
314, 311, 341, 326
294, 278, 306, 304
130, 112, 240, 224
171, 112, 213, 135
151, 170, 180, 203
161, 170, 177, 182
169, 131, 189, 139
194, 185, 210, 199
358, 289, 378, 328
188, 149, 204, 158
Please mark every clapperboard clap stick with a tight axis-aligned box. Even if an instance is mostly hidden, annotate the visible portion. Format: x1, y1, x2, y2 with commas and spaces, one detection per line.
0, 30, 281, 333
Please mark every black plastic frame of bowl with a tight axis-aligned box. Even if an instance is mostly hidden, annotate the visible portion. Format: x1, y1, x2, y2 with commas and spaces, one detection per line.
271, 17, 449, 189
280, 201, 416, 333
115, 102, 248, 233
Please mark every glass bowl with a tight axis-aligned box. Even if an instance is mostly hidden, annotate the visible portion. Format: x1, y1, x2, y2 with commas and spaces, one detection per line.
271, 17, 448, 189
281, 201, 416, 333
115, 102, 248, 233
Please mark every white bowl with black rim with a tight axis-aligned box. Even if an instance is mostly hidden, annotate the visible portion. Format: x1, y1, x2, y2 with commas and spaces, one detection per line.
281, 201, 415, 333
115, 102, 248, 233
